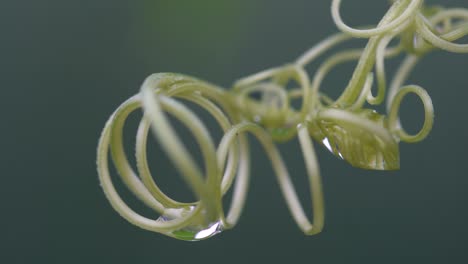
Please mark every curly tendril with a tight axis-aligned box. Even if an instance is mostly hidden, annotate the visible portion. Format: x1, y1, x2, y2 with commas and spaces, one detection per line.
331, 0, 423, 38
97, 0, 468, 240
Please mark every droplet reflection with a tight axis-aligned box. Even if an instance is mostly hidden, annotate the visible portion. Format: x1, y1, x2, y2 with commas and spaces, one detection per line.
156, 208, 223, 241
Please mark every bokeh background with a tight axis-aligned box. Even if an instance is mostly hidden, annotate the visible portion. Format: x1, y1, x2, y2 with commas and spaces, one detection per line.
3, 0, 468, 263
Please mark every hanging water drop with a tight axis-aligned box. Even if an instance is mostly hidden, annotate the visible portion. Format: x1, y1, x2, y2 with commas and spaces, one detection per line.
309, 109, 400, 170
156, 206, 224, 241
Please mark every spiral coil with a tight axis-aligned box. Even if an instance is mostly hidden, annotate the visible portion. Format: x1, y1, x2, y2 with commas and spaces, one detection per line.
97, 0, 468, 240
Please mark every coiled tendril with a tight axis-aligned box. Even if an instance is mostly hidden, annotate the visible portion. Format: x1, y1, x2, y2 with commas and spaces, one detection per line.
97, 0, 468, 240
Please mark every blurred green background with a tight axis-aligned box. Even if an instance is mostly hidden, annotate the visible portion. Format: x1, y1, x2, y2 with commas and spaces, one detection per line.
3, 0, 468, 263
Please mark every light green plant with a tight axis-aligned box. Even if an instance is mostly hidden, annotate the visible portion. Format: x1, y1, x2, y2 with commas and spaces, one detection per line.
97, 0, 468, 241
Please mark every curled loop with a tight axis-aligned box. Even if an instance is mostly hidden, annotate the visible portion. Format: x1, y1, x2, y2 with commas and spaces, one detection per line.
416, 14, 468, 53
97, 96, 204, 236
236, 82, 289, 125
234, 65, 311, 119
388, 85, 434, 143
97, 74, 257, 240
331, 0, 422, 38
218, 122, 325, 234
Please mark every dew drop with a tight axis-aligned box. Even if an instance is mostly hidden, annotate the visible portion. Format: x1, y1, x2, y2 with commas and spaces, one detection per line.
311, 110, 400, 170
156, 207, 223, 241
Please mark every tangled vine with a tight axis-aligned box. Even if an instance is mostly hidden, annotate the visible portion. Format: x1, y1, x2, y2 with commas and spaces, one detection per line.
97, 0, 468, 241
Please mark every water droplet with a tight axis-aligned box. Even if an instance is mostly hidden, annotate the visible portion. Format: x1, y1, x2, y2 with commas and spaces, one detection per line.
310, 110, 399, 170
156, 207, 223, 241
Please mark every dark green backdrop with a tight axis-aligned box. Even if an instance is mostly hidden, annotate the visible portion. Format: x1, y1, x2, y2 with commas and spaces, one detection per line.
3, 0, 468, 263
